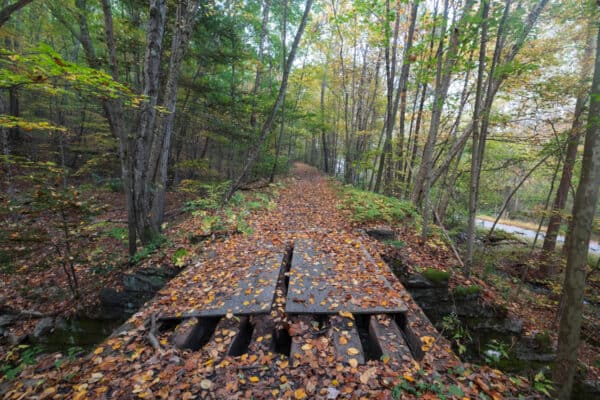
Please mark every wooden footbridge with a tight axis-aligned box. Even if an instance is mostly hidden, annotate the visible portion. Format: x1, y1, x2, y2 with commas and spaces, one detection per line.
155, 233, 427, 368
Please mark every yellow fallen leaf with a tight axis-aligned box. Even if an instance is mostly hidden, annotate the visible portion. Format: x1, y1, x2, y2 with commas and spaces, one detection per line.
403, 373, 415, 382
249, 376, 260, 383
339, 336, 348, 345
339, 311, 354, 319
294, 388, 307, 399
347, 347, 360, 356
93, 347, 104, 355
348, 358, 358, 368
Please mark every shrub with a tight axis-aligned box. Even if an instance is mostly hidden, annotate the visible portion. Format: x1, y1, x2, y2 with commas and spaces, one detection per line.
453, 284, 482, 297
338, 186, 418, 225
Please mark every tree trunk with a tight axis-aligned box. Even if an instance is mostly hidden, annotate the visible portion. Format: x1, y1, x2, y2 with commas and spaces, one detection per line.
486, 153, 552, 238
540, 25, 596, 270
270, 0, 287, 183
394, 0, 419, 187
0, 0, 34, 28
250, 0, 271, 129
465, 0, 491, 277
553, 20, 600, 399
374, 0, 400, 194
320, 66, 329, 173
148, 0, 200, 231
226, 0, 313, 200
132, 0, 166, 243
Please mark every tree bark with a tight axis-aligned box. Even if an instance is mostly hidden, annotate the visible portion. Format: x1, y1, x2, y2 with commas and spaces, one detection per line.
553, 20, 600, 399
395, 0, 419, 187
320, 65, 329, 173
133, 0, 166, 242
486, 153, 552, 238
540, 24, 596, 269
148, 0, 200, 231
250, 0, 271, 128
374, 0, 400, 194
270, 0, 287, 183
465, 0, 491, 277
0, 0, 34, 28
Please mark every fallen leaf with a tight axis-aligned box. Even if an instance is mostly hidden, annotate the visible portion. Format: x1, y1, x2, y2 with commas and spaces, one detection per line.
347, 347, 360, 356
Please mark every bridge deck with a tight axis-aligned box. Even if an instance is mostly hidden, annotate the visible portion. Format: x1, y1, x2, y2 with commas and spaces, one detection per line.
285, 238, 407, 315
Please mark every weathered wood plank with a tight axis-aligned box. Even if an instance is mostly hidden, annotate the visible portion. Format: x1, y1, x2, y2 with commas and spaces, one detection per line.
169, 316, 221, 351
368, 314, 412, 366
329, 315, 365, 365
286, 238, 407, 314
161, 254, 284, 319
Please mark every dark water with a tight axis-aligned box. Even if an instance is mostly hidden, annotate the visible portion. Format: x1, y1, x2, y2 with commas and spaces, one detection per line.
30, 317, 124, 354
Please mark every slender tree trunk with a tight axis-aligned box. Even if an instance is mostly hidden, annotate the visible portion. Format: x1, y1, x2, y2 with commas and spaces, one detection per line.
486, 153, 552, 238
226, 0, 313, 200
540, 25, 596, 270
250, 0, 271, 128
270, 0, 287, 183
553, 21, 600, 398
321, 66, 329, 173
395, 0, 419, 187
404, 83, 427, 198
374, 0, 400, 194
465, 0, 490, 276
148, 0, 200, 230
0, 0, 34, 28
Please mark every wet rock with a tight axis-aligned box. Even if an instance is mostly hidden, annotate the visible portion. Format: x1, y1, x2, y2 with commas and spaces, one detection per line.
473, 318, 523, 335
0, 314, 17, 327
54, 317, 69, 331
7, 332, 28, 345
365, 227, 395, 241
123, 273, 165, 293
100, 288, 136, 318
406, 273, 448, 288
100, 265, 179, 319
33, 317, 55, 338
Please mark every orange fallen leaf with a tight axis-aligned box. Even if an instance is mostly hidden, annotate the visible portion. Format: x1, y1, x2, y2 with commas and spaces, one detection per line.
294, 388, 307, 399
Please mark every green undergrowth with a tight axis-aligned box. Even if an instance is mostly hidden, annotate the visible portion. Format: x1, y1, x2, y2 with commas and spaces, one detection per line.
453, 284, 482, 297
183, 181, 281, 238
423, 268, 451, 284
337, 185, 418, 226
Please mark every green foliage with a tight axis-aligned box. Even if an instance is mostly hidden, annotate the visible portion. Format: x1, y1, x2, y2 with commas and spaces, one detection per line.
534, 331, 552, 352
392, 370, 463, 400
441, 313, 472, 355
483, 340, 509, 365
533, 370, 554, 397
172, 248, 188, 267
54, 346, 84, 369
384, 239, 405, 248
423, 268, 451, 284
453, 285, 482, 297
1, 345, 42, 380
130, 235, 167, 265
338, 186, 418, 225
0, 44, 133, 100
104, 178, 123, 193
104, 226, 127, 242
183, 181, 230, 213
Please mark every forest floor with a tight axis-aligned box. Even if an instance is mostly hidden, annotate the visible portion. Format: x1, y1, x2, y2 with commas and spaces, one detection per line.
0, 163, 598, 399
